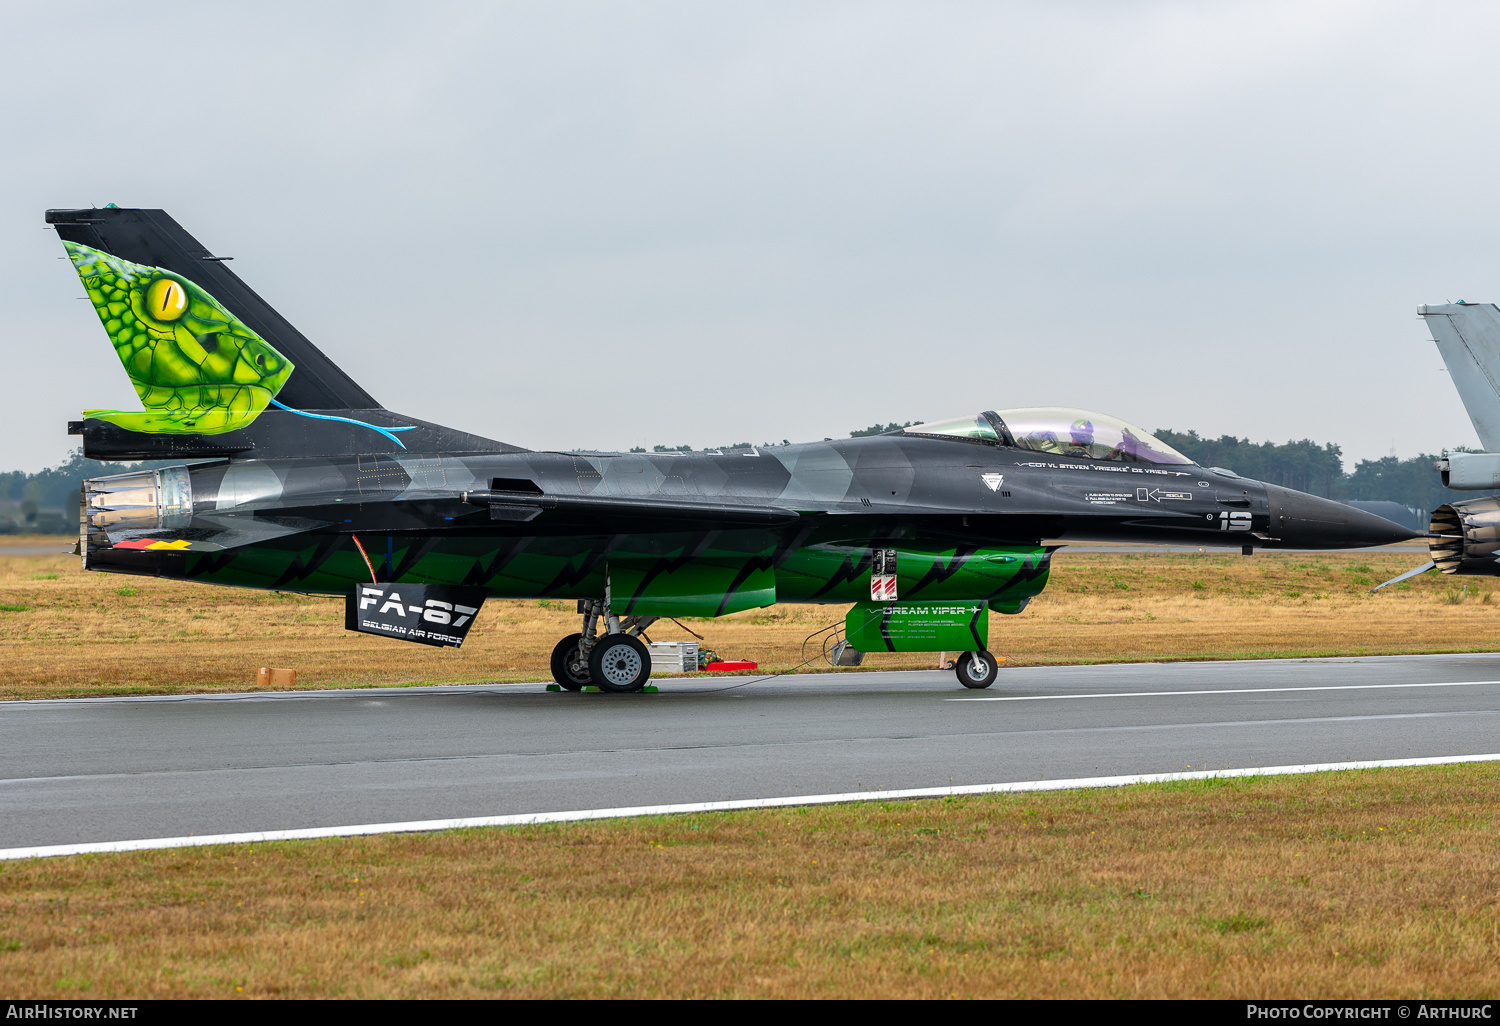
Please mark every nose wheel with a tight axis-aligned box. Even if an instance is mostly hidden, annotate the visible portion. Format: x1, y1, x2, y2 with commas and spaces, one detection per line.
955, 650, 999, 689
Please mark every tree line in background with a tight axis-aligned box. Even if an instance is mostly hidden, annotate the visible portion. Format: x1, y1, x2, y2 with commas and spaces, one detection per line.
0, 452, 179, 534
0, 428, 1473, 533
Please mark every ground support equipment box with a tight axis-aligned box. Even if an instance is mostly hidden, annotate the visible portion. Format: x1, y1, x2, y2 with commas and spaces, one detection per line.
646, 641, 699, 673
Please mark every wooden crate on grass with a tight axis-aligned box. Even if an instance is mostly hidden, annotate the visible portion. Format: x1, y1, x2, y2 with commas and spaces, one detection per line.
257, 667, 297, 688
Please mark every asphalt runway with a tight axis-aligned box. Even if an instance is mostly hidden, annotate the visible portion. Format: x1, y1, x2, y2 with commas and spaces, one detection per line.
1, 653, 1497, 852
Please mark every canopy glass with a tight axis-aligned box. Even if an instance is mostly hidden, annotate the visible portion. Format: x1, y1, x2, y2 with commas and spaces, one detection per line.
902, 408, 1193, 465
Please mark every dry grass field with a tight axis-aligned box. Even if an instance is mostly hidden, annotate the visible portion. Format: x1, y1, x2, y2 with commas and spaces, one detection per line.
0, 763, 1495, 998
0, 539, 1492, 700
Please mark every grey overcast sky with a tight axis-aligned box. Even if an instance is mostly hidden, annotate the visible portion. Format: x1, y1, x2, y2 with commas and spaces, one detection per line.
2, 0, 1496, 472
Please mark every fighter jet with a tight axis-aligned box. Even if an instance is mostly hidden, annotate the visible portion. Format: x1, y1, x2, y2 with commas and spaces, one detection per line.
49, 207, 1418, 692
1369, 302, 1500, 588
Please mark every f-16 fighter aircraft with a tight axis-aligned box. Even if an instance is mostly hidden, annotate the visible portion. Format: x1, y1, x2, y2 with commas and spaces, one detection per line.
1369, 301, 1500, 589
50, 207, 1418, 692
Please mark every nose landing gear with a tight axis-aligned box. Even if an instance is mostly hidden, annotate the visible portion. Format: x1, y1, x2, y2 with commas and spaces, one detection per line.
548, 600, 657, 693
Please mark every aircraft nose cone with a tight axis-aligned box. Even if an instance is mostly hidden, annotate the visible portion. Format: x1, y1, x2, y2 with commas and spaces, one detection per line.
1264, 484, 1421, 548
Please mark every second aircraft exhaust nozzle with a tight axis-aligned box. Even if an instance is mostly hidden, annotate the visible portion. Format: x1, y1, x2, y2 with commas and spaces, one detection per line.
1263, 484, 1422, 549
1427, 497, 1500, 575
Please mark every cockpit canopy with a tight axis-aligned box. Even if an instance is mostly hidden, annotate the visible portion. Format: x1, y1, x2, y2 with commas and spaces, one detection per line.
901, 408, 1193, 465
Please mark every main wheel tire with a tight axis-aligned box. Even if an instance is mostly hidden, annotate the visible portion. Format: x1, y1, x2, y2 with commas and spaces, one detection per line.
588, 634, 652, 693
550, 633, 591, 690
955, 650, 999, 689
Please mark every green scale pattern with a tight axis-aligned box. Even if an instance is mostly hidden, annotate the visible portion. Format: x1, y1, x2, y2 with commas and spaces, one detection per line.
66, 242, 294, 434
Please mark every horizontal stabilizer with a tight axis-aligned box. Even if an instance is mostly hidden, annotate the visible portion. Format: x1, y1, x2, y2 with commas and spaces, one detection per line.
74, 407, 513, 461
1369, 561, 1435, 592
101, 514, 329, 554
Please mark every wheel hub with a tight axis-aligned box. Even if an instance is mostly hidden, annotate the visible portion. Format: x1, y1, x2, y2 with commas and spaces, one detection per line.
600, 647, 642, 686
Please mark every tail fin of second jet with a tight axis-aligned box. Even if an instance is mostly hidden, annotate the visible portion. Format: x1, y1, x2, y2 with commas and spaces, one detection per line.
1420, 302, 1500, 450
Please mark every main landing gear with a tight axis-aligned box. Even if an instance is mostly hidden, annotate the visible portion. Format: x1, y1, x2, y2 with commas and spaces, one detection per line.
548, 600, 658, 693
955, 650, 1000, 689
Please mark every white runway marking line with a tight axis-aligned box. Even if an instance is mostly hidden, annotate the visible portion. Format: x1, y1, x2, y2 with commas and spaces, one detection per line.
947, 679, 1500, 702
2, 753, 1497, 861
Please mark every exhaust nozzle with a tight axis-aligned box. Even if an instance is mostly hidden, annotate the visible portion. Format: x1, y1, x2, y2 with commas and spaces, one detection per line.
79, 466, 192, 569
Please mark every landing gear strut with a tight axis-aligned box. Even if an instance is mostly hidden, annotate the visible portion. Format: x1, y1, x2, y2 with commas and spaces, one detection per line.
547, 599, 657, 693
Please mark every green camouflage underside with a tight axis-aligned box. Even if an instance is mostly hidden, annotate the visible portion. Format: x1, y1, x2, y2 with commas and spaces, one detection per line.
165, 531, 1050, 630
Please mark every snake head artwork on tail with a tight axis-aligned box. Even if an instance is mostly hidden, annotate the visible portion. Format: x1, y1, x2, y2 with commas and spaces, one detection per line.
66, 241, 294, 435
48, 206, 1421, 692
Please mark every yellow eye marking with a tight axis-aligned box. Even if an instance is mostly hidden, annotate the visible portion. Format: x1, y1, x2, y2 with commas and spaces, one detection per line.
145, 278, 188, 321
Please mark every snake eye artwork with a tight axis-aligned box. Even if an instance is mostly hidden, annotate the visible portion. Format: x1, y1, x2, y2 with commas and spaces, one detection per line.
49, 206, 1420, 693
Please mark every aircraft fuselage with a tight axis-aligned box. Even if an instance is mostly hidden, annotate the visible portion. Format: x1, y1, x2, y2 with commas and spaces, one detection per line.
82, 433, 1411, 618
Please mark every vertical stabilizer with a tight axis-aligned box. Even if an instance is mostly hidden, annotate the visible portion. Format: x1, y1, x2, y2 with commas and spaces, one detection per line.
1420, 302, 1500, 450
47, 207, 378, 410
47, 206, 518, 460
